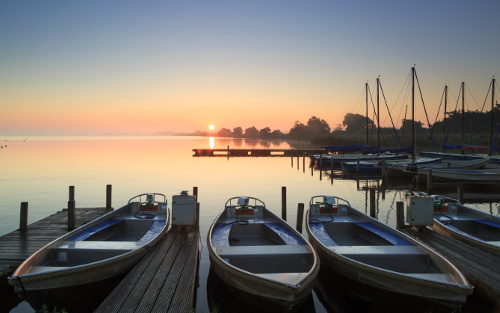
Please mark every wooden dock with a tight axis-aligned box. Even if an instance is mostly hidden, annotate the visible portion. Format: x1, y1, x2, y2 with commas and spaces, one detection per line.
192, 148, 326, 157
95, 226, 200, 313
0, 207, 108, 274
400, 227, 500, 308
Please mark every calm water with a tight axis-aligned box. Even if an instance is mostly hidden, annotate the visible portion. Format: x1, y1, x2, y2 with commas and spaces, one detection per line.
1, 136, 499, 313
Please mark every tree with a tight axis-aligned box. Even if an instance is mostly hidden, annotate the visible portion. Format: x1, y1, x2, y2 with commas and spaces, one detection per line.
259, 127, 271, 138
244, 126, 259, 138
232, 127, 243, 137
343, 113, 374, 132
217, 128, 232, 137
288, 121, 308, 139
307, 116, 331, 135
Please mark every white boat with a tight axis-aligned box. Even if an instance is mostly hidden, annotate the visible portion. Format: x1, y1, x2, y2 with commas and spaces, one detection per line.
306, 195, 473, 308
431, 194, 500, 256
207, 196, 319, 311
386, 157, 490, 178
416, 167, 500, 182
9, 193, 170, 313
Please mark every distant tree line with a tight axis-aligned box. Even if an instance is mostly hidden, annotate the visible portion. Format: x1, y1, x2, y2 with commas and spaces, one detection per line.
198, 105, 500, 148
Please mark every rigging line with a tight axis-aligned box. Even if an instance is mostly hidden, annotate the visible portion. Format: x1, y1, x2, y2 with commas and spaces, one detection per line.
424, 86, 446, 150
445, 83, 463, 144
468, 81, 492, 145
368, 82, 380, 140
414, 70, 438, 149
379, 82, 401, 146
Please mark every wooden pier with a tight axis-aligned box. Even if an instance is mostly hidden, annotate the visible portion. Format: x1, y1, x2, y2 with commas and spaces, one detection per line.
0, 206, 108, 275
95, 226, 199, 313
400, 227, 500, 308
192, 148, 326, 157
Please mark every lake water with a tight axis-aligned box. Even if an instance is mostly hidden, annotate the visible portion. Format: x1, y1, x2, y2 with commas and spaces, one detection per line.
1, 136, 499, 313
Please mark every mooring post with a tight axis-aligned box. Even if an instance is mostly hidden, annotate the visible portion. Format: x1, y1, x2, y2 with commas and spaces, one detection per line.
106, 184, 112, 211
195, 202, 200, 228
291, 149, 294, 167
381, 161, 386, 185
20, 202, 28, 232
296, 203, 304, 233
356, 158, 360, 179
457, 186, 464, 203
297, 149, 300, 169
369, 189, 376, 218
193, 186, 198, 200
426, 169, 432, 193
396, 201, 405, 229
69, 185, 75, 202
281, 186, 287, 221
68, 200, 75, 231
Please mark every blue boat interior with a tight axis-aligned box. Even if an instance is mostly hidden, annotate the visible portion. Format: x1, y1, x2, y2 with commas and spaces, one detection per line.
441, 219, 500, 241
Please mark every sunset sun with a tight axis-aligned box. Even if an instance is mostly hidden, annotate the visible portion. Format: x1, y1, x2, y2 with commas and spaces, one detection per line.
209, 124, 215, 130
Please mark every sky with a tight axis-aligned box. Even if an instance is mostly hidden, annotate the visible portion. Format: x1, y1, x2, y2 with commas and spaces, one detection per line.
1, 0, 499, 135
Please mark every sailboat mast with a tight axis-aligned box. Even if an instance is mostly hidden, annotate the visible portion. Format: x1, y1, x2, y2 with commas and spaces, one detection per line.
366, 82, 369, 146
443, 84, 447, 153
411, 67, 415, 160
490, 77, 496, 156
377, 77, 380, 148
461, 81, 465, 155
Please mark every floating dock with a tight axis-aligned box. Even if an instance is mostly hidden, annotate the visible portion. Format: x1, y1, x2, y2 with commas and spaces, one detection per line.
400, 227, 500, 308
192, 148, 326, 157
0, 207, 108, 274
95, 226, 199, 313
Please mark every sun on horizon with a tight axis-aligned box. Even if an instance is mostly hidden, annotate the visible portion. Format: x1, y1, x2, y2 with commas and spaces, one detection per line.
209, 124, 215, 130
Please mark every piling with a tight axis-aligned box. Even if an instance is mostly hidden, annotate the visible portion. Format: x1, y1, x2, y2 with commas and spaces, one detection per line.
296, 203, 304, 234
396, 201, 405, 229
369, 189, 376, 218
68, 200, 75, 231
356, 158, 360, 179
302, 152, 305, 173
426, 169, 432, 193
20, 202, 28, 232
69, 185, 75, 202
106, 184, 112, 211
457, 186, 464, 203
281, 186, 287, 221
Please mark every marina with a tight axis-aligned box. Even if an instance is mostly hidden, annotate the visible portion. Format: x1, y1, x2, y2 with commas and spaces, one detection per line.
1, 136, 500, 313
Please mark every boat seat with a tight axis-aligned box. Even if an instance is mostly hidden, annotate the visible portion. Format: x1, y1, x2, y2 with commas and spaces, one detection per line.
58, 241, 147, 250
264, 223, 304, 245
353, 222, 412, 246
473, 219, 500, 229
257, 272, 307, 284
216, 244, 309, 257
308, 222, 337, 246
328, 245, 424, 255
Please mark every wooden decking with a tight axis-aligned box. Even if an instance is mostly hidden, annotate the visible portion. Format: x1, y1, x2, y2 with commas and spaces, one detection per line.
0, 207, 108, 273
192, 148, 326, 157
95, 226, 199, 313
401, 227, 500, 308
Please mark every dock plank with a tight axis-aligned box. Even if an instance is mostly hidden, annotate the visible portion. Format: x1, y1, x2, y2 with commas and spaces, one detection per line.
0, 207, 108, 273
95, 226, 200, 313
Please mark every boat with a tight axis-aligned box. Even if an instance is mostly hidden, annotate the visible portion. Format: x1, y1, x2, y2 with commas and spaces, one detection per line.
431, 194, 500, 256
414, 167, 500, 182
312, 152, 409, 169
207, 196, 319, 312
386, 157, 490, 178
306, 195, 473, 308
9, 193, 170, 313
341, 157, 441, 175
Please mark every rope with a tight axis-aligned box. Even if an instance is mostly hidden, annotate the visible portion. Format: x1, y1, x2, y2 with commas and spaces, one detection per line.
379, 83, 401, 147
424, 86, 445, 151
468, 81, 492, 145
414, 70, 438, 150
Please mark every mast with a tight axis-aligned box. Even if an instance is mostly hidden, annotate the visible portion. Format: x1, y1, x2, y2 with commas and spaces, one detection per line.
377, 77, 380, 148
411, 67, 415, 160
461, 81, 465, 155
490, 77, 496, 156
366, 82, 369, 146
443, 84, 447, 153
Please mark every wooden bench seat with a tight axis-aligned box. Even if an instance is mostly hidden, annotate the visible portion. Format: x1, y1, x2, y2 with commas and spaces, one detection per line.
58, 241, 147, 250
328, 245, 424, 255
216, 244, 308, 257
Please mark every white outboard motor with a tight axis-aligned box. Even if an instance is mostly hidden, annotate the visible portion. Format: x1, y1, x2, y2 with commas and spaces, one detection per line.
172, 191, 197, 226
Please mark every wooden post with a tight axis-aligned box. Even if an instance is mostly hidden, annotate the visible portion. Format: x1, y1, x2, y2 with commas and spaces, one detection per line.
20, 202, 28, 232
381, 161, 386, 185
69, 185, 75, 202
356, 158, 360, 179
396, 201, 405, 229
457, 187, 464, 203
370, 189, 376, 218
319, 153, 323, 169
297, 149, 300, 169
106, 184, 112, 211
281, 186, 287, 221
296, 203, 304, 233
193, 186, 198, 200
195, 202, 200, 228
330, 154, 334, 176
68, 200, 75, 231
291, 149, 294, 167
302, 152, 305, 173
426, 169, 432, 194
